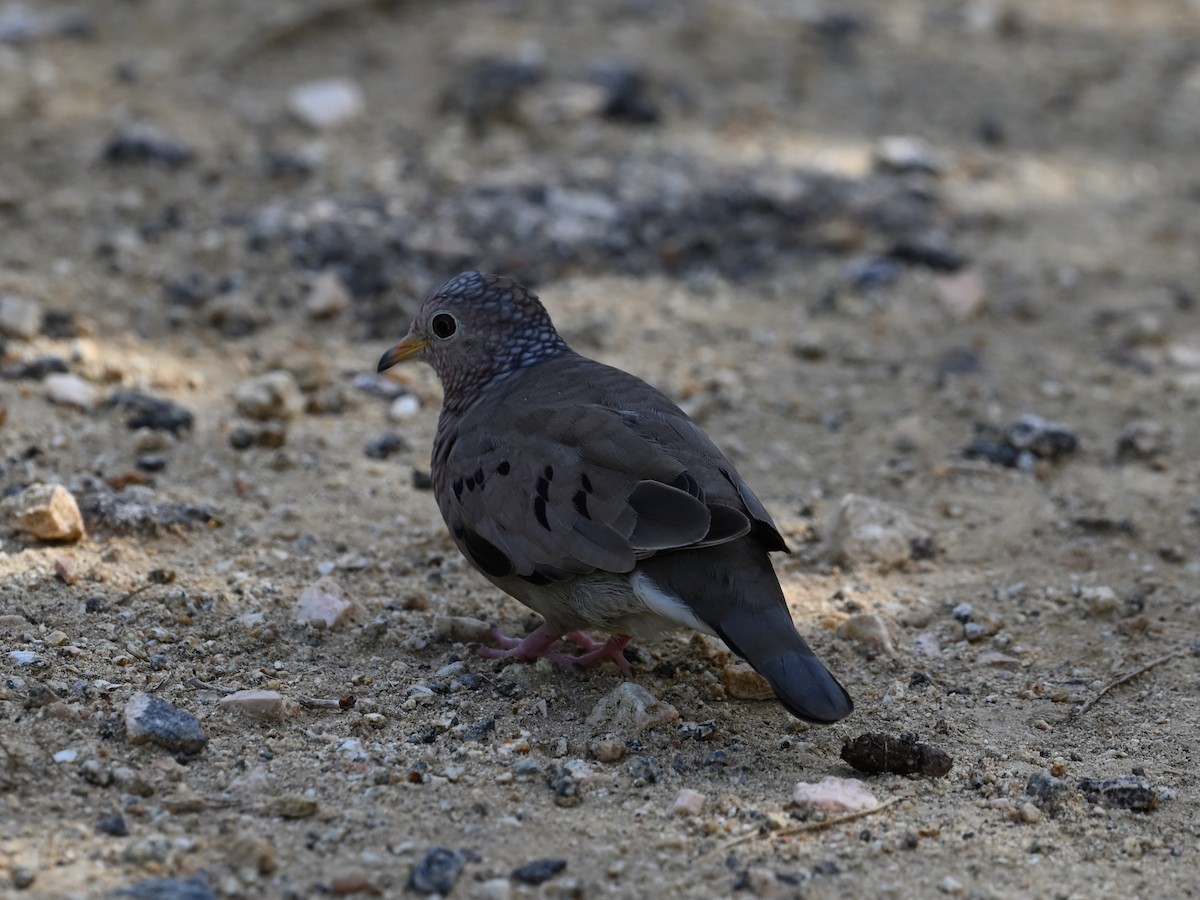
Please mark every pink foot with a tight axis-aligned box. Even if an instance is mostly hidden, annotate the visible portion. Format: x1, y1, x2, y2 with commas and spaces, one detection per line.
478, 625, 633, 674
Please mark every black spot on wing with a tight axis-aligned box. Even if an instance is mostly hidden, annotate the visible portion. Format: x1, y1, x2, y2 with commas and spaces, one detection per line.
461, 526, 513, 577
534, 496, 550, 531
453, 477, 464, 501
520, 571, 554, 586
580, 472, 593, 493
572, 489, 589, 518
496, 460, 511, 476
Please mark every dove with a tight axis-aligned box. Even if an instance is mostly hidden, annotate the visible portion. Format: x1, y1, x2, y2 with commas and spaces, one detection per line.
378, 271, 852, 723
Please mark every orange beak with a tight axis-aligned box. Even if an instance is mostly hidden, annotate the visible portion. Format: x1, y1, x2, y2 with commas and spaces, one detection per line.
377, 333, 427, 372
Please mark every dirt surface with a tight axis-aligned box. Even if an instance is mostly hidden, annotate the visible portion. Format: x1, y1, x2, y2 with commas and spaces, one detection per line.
2, 1, 1199, 897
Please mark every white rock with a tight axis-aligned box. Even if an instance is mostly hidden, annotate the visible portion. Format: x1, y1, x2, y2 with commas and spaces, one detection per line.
3, 483, 85, 542
0, 294, 42, 339
45, 373, 99, 409
294, 576, 354, 629
669, 788, 706, 817
586, 682, 678, 732
219, 689, 285, 721
435, 615, 493, 644
789, 776, 879, 813
823, 493, 932, 570
1080, 585, 1119, 617
388, 393, 420, 420
234, 370, 304, 421
288, 78, 364, 130
305, 271, 350, 320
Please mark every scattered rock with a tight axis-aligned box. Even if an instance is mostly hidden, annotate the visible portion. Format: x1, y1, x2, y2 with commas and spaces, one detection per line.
588, 735, 626, 762
76, 479, 218, 535
219, 689, 285, 721
836, 614, 896, 656
4, 483, 86, 541
965, 414, 1079, 470
435, 616, 493, 644
267, 795, 319, 819
97, 813, 130, 837
586, 682, 679, 732
123, 692, 208, 755
1079, 585, 1119, 617
288, 78, 365, 130
1, 355, 68, 380
933, 268, 987, 321
104, 121, 194, 168
295, 576, 355, 629
592, 62, 660, 124
111, 874, 215, 900
1026, 772, 1073, 815
229, 420, 287, 450
108, 390, 195, 435
1116, 420, 1168, 465
305, 271, 351, 320
720, 662, 774, 700
234, 370, 304, 421
511, 858, 567, 886
873, 135, 946, 175
407, 847, 464, 896
840, 733, 953, 777
1080, 774, 1167, 812
8, 650, 46, 668
441, 54, 545, 133
823, 493, 932, 570
669, 788, 707, 817
789, 776, 879, 813
364, 431, 409, 459
45, 373, 99, 409
54, 554, 78, 584
0, 293, 42, 339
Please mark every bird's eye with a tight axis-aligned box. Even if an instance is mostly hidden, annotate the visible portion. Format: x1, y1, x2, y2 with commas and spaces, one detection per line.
430, 312, 458, 340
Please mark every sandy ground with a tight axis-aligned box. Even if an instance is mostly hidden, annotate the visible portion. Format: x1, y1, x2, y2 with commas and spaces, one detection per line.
1, 1, 1198, 897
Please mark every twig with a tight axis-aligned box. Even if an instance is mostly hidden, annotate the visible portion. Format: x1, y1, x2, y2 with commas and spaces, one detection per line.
185, 678, 237, 694
1074, 650, 1181, 716
298, 694, 357, 711
720, 796, 903, 853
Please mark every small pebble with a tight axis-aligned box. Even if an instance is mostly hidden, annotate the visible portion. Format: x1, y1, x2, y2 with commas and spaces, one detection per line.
294, 576, 355, 629
305, 271, 351, 320
669, 788, 706, 817
123, 692, 208, 755
109, 390, 195, 435
435, 615, 492, 644
3, 484, 86, 542
823, 493, 933, 570
234, 370, 304, 421
511, 858, 566, 886
0, 293, 43, 339
219, 689, 285, 721
388, 394, 421, 420
789, 776, 879, 813
1079, 586, 1119, 617
836, 614, 895, 656
104, 122, 194, 168
288, 78, 365, 130
589, 736, 626, 762
364, 431, 408, 459
407, 847, 463, 896
586, 682, 679, 732
720, 662, 774, 700
97, 813, 130, 837
45, 373, 99, 409
54, 554, 79, 584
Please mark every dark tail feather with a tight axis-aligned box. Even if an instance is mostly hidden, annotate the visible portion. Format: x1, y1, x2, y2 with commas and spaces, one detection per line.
639, 542, 853, 724
714, 607, 853, 724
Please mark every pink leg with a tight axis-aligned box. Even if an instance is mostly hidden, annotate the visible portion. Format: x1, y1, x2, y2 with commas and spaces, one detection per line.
478, 625, 633, 673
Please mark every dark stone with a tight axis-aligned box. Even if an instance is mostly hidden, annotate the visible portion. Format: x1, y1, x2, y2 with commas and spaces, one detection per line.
110, 874, 214, 900
888, 239, 968, 272
125, 693, 207, 756
97, 813, 129, 837
136, 455, 167, 473
84, 596, 106, 613
104, 122, 194, 169
1004, 414, 1078, 459
1079, 774, 1160, 812
628, 756, 661, 786
512, 858, 567, 886
108, 390, 195, 435
364, 431, 408, 460
1026, 772, 1073, 815
407, 847, 464, 895
76, 477, 219, 535
1, 356, 69, 380
592, 63, 660, 124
